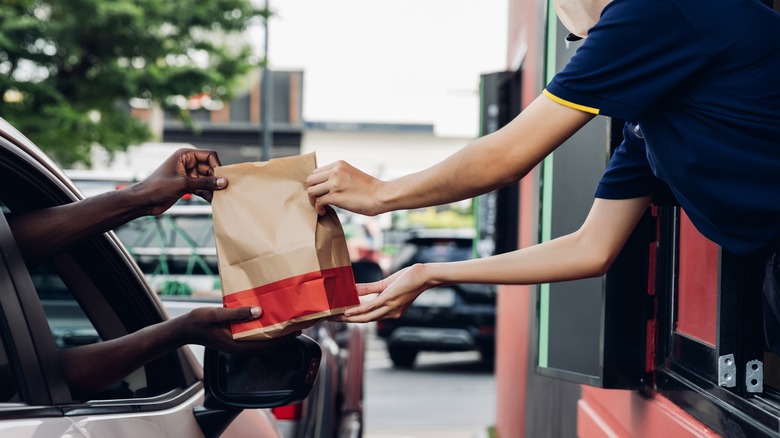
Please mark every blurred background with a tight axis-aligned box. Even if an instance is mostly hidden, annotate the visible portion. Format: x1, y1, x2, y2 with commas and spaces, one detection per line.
7, 1, 777, 437
30, 1, 508, 437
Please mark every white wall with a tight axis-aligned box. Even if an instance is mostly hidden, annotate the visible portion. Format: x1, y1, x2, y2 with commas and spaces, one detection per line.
254, 0, 508, 139
257, 0, 508, 178
303, 130, 469, 181
88, 142, 196, 178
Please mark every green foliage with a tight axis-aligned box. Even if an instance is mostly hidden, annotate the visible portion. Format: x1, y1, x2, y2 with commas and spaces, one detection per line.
406, 204, 475, 229
0, 0, 266, 166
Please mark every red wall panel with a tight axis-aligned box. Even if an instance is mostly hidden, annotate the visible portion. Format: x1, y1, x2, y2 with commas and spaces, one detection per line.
677, 211, 719, 346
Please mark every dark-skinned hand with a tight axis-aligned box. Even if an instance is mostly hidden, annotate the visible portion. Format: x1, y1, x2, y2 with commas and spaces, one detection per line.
179, 306, 301, 355
132, 148, 228, 216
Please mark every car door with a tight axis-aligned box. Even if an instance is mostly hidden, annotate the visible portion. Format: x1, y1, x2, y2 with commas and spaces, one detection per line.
0, 149, 207, 437
0, 125, 280, 438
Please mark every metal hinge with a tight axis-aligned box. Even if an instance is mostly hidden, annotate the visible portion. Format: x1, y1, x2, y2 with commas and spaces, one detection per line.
718, 355, 763, 393
746, 360, 763, 393
718, 354, 737, 388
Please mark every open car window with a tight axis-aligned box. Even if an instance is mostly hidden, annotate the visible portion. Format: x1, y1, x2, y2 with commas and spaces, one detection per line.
0, 138, 191, 404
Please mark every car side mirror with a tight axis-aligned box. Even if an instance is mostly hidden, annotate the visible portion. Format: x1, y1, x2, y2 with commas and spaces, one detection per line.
203, 334, 322, 409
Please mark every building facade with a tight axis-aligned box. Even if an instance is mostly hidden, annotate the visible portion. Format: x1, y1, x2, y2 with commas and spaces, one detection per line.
494, 1, 780, 437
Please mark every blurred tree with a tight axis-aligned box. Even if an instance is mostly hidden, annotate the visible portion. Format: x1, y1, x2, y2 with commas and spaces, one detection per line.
407, 203, 475, 229
0, 0, 266, 166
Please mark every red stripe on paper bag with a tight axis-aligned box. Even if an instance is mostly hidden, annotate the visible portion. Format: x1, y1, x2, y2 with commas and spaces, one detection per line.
223, 266, 359, 335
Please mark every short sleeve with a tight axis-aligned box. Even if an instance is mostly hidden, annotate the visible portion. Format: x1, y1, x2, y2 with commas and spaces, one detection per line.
595, 124, 658, 200
545, 0, 710, 122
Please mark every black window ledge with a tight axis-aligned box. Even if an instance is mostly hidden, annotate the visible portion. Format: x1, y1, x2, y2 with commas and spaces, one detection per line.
656, 365, 780, 437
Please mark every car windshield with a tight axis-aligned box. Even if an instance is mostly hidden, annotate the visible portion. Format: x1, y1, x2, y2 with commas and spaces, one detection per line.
393, 236, 474, 271
115, 206, 215, 250
411, 242, 472, 264
113, 203, 220, 299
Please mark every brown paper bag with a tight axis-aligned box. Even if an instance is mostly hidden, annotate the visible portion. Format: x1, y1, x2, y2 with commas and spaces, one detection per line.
212, 152, 360, 340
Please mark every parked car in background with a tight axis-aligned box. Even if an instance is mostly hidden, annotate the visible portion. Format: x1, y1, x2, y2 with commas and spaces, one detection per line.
62, 168, 138, 197
0, 117, 321, 437
338, 209, 387, 284
68, 175, 366, 438
376, 228, 497, 368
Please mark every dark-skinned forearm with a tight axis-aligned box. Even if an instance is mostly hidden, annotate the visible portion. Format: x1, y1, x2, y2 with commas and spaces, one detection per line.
7, 185, 150, 263
59, 315, 187, 399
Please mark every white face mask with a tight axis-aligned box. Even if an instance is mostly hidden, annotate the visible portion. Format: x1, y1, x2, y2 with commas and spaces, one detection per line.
554, 0, 611, 39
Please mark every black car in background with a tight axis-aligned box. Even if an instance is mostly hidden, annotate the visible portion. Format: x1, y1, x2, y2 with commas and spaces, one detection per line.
376, 228, 497, 368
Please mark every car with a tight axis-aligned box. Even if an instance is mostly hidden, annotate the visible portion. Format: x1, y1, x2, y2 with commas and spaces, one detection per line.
0, 117, 319, 437
62, 168, 138, 197
66, 179, 366, 438
376, 228, 497, 368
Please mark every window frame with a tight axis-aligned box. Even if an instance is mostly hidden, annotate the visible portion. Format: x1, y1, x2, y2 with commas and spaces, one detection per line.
0, 131, 202, 418
0, 211, 70, 406
653, 205, 780, 436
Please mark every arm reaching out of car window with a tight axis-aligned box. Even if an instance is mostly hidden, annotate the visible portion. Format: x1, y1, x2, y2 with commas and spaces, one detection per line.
7, 148, 227, 264
59, 306, 300, 400
0, 148, 307, 401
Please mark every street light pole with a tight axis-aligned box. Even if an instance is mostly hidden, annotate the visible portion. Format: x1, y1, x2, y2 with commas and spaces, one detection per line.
260, 0, 272, 161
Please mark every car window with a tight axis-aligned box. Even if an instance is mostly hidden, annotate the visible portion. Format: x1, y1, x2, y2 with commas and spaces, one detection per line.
30, 263, 102, 349
0, 205, 21, 404
0, 205, 18, 404
0, 328, 20, 404
0, 194, 182, 403
17, 236, 157, 401
28, 262, 157, 400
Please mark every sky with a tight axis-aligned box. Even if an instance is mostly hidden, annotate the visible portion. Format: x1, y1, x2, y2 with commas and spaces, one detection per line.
248, 0, 509, 138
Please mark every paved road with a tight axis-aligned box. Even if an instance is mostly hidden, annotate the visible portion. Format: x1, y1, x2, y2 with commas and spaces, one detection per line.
362, 324, 496, 438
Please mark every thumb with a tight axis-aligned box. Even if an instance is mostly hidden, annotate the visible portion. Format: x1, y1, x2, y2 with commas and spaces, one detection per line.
221, 306, 262, 323
356, 282, 385, 296
186, 176, 228, 193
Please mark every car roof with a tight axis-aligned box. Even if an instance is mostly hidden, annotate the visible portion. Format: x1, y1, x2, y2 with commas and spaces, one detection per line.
64, 169, 137, 182
166, 204, 213, 215
0, 117, 83, 201
406, 228, 476, 242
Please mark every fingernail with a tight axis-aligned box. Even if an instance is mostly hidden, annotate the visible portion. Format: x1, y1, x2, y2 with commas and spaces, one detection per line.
251, 307, 262, 317
216, 178, 227, 188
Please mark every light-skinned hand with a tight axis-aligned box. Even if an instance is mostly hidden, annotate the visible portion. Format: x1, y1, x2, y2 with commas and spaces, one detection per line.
336, 264, 437, 323
306, 160, 383, 216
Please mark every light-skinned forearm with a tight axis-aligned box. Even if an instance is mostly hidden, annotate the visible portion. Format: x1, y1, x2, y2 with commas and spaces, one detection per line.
375, 95, 595, 213
423, 196, 651, 287
426, 232, 611, 287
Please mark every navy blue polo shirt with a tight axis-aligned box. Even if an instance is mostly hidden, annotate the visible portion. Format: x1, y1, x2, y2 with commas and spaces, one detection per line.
545, 0, 780, 255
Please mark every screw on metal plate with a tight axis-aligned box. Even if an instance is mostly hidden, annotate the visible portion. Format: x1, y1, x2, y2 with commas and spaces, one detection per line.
746, 360, 763, 393
718, 354, 737, 388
